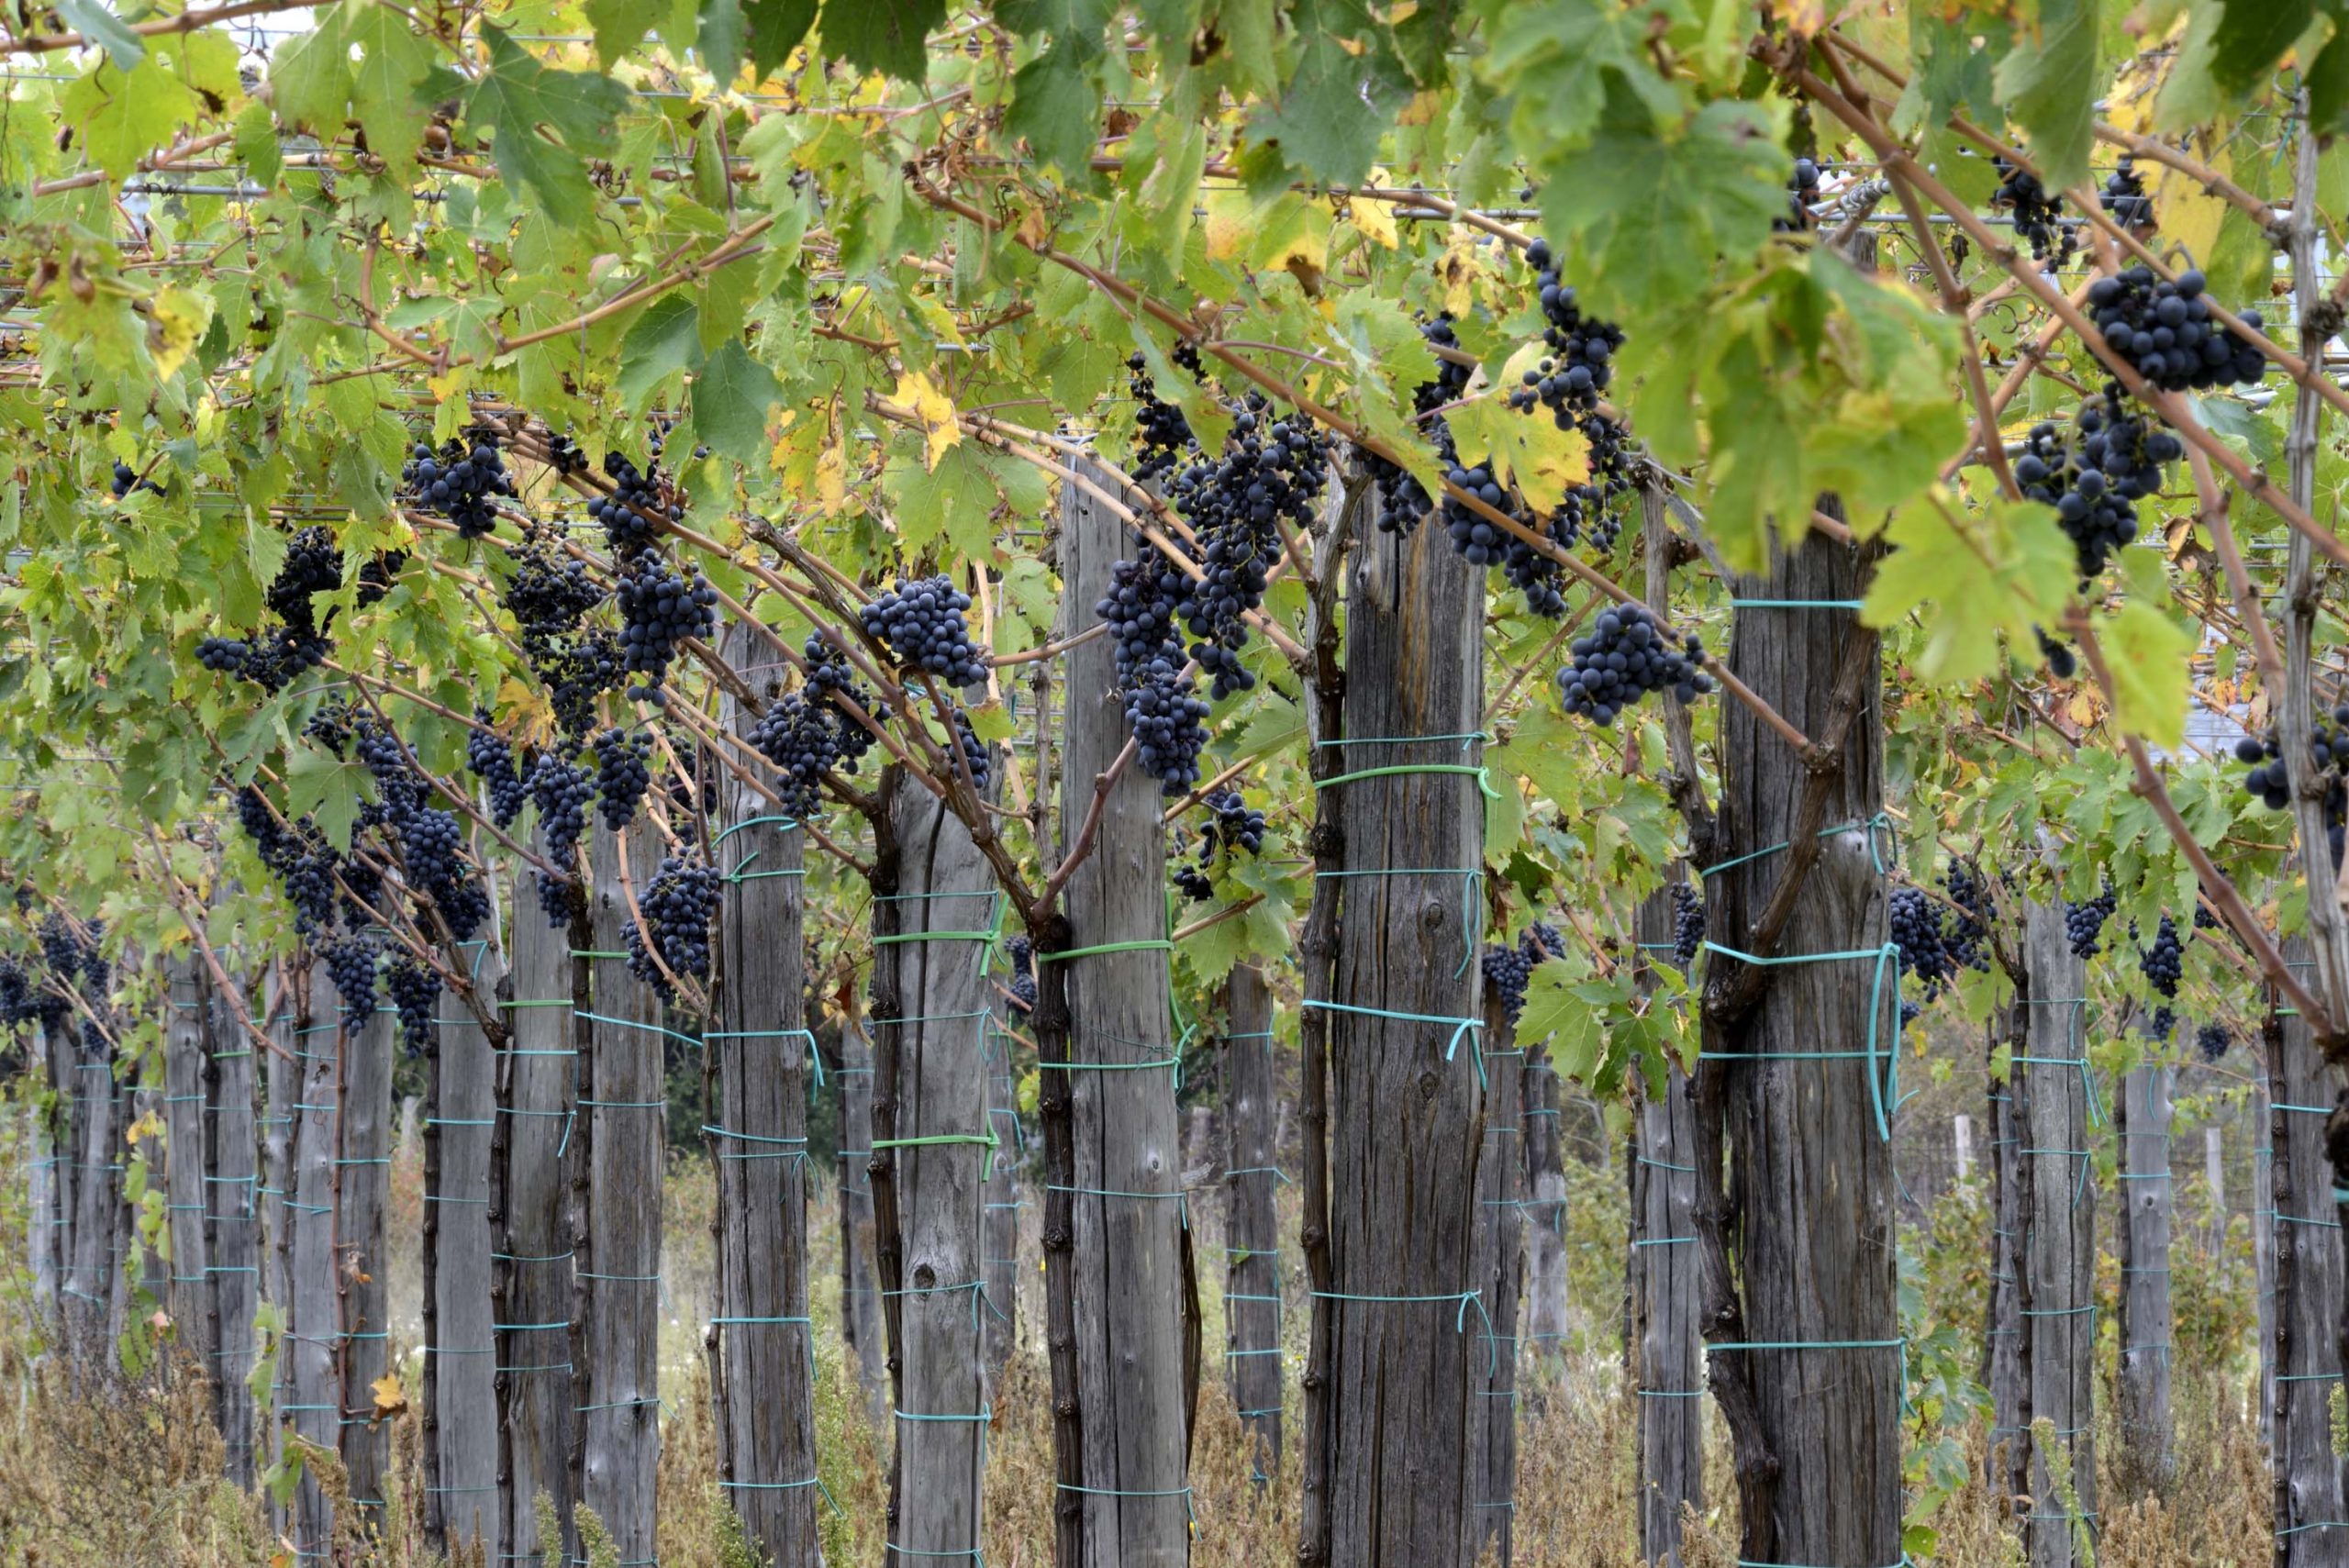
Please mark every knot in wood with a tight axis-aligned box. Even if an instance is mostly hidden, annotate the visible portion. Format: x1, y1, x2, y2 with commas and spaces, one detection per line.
912, 1262, 936, 1290
1054, 1396, 1078, 1418
1416, 1068, 1442, 1100
1043, 1227, 1073, 1252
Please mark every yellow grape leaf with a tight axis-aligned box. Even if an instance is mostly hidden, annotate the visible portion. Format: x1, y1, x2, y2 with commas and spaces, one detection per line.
148, 285, 214, 381
1204, 191, 1330, 284
815, 439, 848, 514
1439, 226, 1485, 317
1345, 194, 1398, 250
372, 1372, 406, 1415
1447, 343, 1588, 510
893, 370, 960, 472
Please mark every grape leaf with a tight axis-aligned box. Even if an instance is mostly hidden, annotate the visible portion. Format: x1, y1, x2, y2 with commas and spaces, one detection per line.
63, 56, 200, 182
818, 0, 947, 83
2099, 598, 2193, 751
1250, 0, 1412, 186
465, 27, 630, 226
1863, 497, 2070, 685
2205, 0, 2316, 100
747, 0, 819, 78
56, 0, 146, 71
616, 295, 707, 409
1534, 90, 1790, 325
1990, 0, 2098, 193
693, 341, 784, 467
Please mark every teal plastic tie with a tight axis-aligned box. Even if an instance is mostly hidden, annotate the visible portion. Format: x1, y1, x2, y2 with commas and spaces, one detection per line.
1300, 996, 1486, 1084
1699, 940, 1901, 1140
1699, 814, 1898, 881
1729, 598, 1865, 610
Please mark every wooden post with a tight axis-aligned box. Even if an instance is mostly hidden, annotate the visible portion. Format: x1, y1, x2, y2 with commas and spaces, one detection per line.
2113, 1060, 2174, 1498
1303, 473, 1487, 1568
339, 1004, 395, 1536
707, 621, 821, 1562
1467, 984, 1523, 1562
1701, 529, 1897, 1568
163, 954, 217, 1396
1631, 895, 1703, 1567
1955, 1114, 1975, 1184
1219, 962, 1283, 1473
2015, 899, 2093, 1568
872, 767, 998, 1564
2206, 1125, 2227, 1256
286, 973, 338, 1559
427, 939, 502, 1560
206, 964, 260, 1486
980, 993, 1023, 1383
573, 821, 666, 1562
837, 1013, 891, 1429
1520, 1043, 1567, 1373
495, 861, 580, 1566
2267, 934, 2346, 1558
1041, 460, 1196, 1567
262, 969, 295, 1535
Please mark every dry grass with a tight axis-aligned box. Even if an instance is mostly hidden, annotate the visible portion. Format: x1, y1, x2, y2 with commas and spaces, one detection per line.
0, 1116, 2285, 1567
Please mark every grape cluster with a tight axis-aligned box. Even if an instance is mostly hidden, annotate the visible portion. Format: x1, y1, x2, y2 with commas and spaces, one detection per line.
616, 550, 718, 699
2138, 914, 2183, 998
1483, 943, 1532, 1022
1557, 604, 1712, 726
1128, 352, 1197, 485
1553, 414, 1635, 555
589, 452, 685, 553
235, 785, 339, 933
2234, 716, 2349, 869
594, 728, 653, 829
1367, 316, 1473, 537
1671, 884, 1705, 967
2197, 1020, 2231, 1062
1005, 935, 1037, 1014
2014, 388, 2180, 578
385, 952, 440, 1052
1781, 155, 1822, 231
545, 432, 589, 474
748, 694, 840, 820
466, 713, 529, 829
504, 525, 617, 738
1524, 239, 1624, 415
1890, 887, 1954, 994
949, 708, 992, 793
1169, 397, 1329, 697
2034, 627, 2078, 680
2085, 267, 2268, 392
1175, 787, 1264, 898
402, 438, 515, 539
2065, 884, 2116, 958
861, 575, 986, 690
2102, 158, 2154, 230
1943, 862, 1992, 973
625, 854, 720, 1000
323, 933, 381, 1014
528, 748, 593, 925
1097, 553, 1209, 794
195, 526, 403, 693
353, 716, 487, 943
110, 460, 161, 498
1992, 157, 2076, 265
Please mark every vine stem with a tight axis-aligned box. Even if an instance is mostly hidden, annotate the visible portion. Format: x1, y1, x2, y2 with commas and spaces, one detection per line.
137, 824, 293, 1064
908, 171, 1816, 755
2, 0, 331, 53
1788, 60, 2349, 577
2065, 615, 2332, 1035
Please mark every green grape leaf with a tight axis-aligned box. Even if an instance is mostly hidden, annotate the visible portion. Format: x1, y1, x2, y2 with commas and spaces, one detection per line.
693, 340, 784, 467
1863, 497, 2070, 685
2099, 597, 2194, 751
1534, 91, 1789, 324
2206, 0, 2316, 99
818, 0, 947, 83
344, 2, 436, 183
1008, 36, 1102, 174
1990, 0, 2098, 193
465, 26, 630, 226
617, 295, 707, 409
746, 0, 819, 78
63, 56, 201, 182
57, 0, 147, 71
